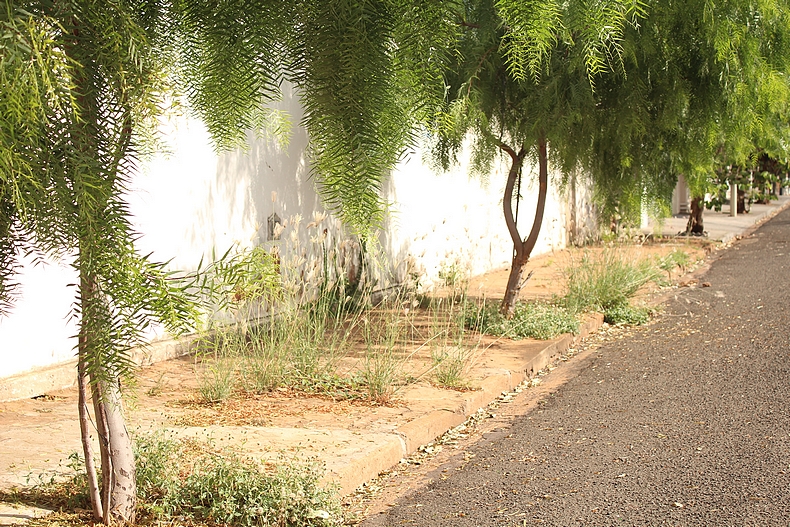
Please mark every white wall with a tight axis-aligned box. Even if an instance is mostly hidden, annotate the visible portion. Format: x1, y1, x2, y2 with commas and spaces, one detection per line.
381, 147, 571, 290
0, 87, 591, 380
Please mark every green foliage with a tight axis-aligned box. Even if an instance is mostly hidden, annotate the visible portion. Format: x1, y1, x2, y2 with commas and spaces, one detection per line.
168, 455, 339, 526
134, 433, 343, 527
497, 0, 647, 83
589, 0, 790, 220
291, 1, 405, 233
431, 346, 469, 388
467, 301, 579, 340
707, 152, 785, 211
603, 303, 651, 326
437, 261, 467, 288
0, 2, 204, 388
657, 249, 692, 275
561, 249, 659, 314
170, 0, 286, 150
432, 0, 646, 177
5, 433, 343, 526
196, 358, 238, 403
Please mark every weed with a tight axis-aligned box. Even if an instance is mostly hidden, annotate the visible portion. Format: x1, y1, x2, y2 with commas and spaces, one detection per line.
136, 432, 342, 526
8, 452, 92, 512
359, 347, 399, 404
241, 345, 284, 393
190, 223, 483, 405
169, 452, 339, 526
134, 432, 179, 506
561, 249, 660, 314
14, 433, 347, 526
145, 372, 167, 397
604, 303, 652, 325
196, 358, 237, 403
358, 313, 404, 403
656, 249, 693, 283
431, 346, 469, 388
438, 261, 466, 288
468, 301, 579, 340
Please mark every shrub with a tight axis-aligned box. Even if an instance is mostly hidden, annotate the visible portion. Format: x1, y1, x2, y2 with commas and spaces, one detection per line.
603, 303, 652, 325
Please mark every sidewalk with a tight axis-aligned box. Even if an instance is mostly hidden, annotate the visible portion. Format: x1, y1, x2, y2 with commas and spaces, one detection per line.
647, 195, 790, 243
1, 194, 789, 523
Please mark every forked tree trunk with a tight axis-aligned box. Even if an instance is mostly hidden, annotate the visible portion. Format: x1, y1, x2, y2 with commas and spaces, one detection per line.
93, 373, 137, 524
500, 137, 550, 316
686, 196, 705, 235
78, 274, 137, 524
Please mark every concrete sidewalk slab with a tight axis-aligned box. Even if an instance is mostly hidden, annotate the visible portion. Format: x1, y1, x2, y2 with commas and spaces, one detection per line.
0, 503, 52, 526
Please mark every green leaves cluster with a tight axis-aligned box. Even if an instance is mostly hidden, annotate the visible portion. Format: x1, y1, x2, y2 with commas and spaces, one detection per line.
431, 0, 790, 228
137, 433, 344, 526
1, 2, 199, 384
589, 0, 790, 219
164, 0, 460, 235
467, 301, 579, 340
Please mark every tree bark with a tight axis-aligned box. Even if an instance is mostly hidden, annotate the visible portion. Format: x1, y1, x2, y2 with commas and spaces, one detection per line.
685, 196, 705, 235
80, 272, 137, 525
77, 360, 103, 521
93, 374, 137, 524
500, 136, 549, 316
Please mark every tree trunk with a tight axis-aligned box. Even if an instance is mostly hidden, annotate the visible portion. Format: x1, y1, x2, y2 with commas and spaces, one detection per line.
67, 14, 138, 522
500, 137, 549, 316
79, 272, 137, 524
92, 373, 137, 524
77, 360, 103, 521
686, 196, 705, 234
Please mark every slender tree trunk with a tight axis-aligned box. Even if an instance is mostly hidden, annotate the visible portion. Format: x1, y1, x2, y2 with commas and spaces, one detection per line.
77, 359, 103, 521
500, 136, 549, 316
79, 270, 137, 525
92, 373, 137, 524
686, 196, 705, 234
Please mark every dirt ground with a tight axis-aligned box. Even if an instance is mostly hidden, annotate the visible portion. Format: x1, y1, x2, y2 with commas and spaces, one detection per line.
0, 239, 710, 495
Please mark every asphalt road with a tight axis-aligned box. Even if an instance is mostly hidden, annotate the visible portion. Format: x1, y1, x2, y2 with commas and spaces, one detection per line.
363, 208, 790, 527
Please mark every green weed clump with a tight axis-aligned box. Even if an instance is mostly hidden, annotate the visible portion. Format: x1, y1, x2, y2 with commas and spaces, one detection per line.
559, 249, 660, 326
196, 357, 237, 403
3, 435, 342, 526
191, 220, 483, 403
431, 346, 469, 388
134, 433, 342, 527
655, 249, 694, 285
603, 304, 652, 326
467, 301, 579, 340
657, 249, 692, 273
193, 227, 378, 403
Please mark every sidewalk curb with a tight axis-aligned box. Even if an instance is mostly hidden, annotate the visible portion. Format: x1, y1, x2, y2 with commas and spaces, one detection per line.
327, 313, 604, 495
